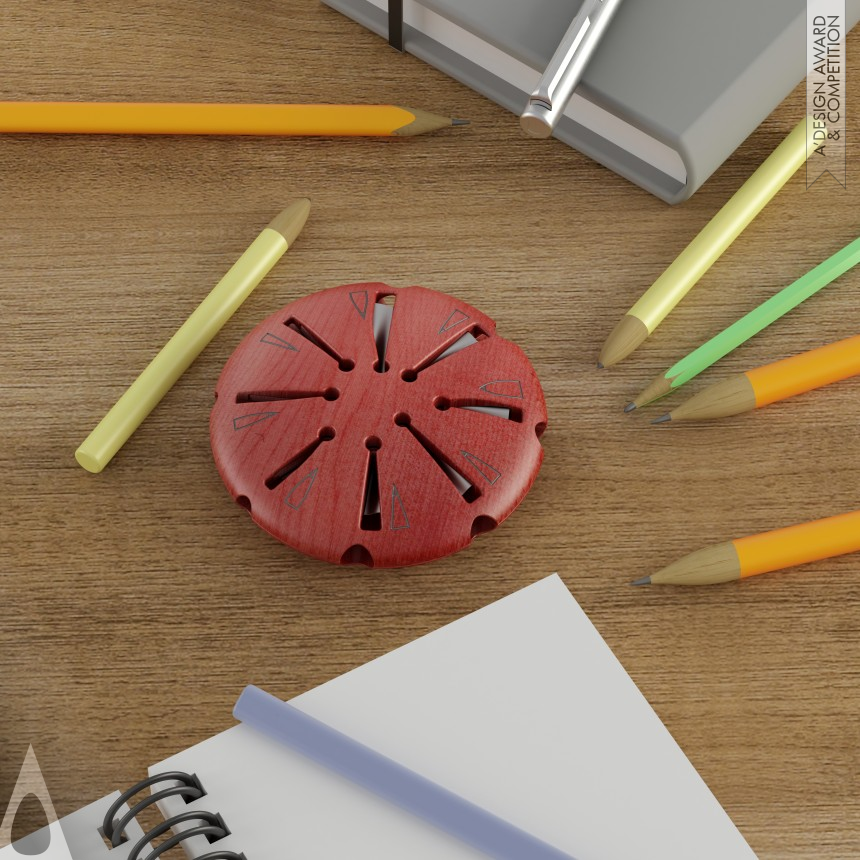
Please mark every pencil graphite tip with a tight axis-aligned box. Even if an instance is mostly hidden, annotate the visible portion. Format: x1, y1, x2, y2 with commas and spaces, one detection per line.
631, 576, 652, 586
652, 413, 672, 425
452, 118, 470, 126
623, 402, 637, 414
596, 361, 604, 370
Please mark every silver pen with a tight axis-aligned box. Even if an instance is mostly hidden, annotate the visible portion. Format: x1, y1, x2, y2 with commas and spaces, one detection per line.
520, 0, 625, 138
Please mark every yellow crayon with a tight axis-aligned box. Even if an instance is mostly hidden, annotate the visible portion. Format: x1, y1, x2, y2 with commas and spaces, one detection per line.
75, 198, 311, 473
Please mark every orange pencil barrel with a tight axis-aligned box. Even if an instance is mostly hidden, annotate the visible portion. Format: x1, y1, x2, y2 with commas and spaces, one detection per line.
746, 333, 860, 407
0, 102, 420, 136
735, 510, 860, 577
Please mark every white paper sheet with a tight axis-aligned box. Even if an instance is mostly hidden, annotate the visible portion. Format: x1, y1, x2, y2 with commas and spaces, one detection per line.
153, 576, 757, 859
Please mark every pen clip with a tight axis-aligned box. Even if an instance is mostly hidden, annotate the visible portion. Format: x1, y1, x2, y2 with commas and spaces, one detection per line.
531, 0, 602, 110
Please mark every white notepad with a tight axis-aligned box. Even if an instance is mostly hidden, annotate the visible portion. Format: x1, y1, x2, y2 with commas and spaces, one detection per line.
146, 575, 756, 858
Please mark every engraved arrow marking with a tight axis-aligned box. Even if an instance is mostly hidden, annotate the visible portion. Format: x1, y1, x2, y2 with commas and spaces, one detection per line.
390, 484, 410, 530
261, 332, 299, 351
350, 290, 370, 319
285, 467, 319, 510
232, 412, 279, 431
439, 309, 470, 334
478, 379, 524, 399
461, 451, 502, 485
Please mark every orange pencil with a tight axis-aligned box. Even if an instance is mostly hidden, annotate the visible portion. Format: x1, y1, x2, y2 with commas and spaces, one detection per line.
632, 510, 860, 586
653, 333, 860, 423
0, 102, 467, 137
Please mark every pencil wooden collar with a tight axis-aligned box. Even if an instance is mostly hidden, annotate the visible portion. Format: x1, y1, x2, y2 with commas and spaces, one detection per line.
652, 375, 756, 423
633, 509, 860, 586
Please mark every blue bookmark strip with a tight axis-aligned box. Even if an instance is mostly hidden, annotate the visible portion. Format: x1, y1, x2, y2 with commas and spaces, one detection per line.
234, 686, 579, 860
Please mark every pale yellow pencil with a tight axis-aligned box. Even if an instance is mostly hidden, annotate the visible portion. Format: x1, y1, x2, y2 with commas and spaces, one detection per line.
75, 199, 311, 473
599, 117, 824, 368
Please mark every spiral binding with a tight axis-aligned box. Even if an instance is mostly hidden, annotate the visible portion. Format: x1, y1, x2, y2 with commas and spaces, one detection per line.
102, 771, 245, 860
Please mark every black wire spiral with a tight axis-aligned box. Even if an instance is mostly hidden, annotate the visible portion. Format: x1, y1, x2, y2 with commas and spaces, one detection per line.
102, 770, 245, 860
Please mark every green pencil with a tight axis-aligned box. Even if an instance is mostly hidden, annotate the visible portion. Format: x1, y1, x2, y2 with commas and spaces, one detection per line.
627, 236, 860, 410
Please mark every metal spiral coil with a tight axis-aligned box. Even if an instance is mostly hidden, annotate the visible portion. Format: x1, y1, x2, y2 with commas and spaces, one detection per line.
103, 771, 245, 860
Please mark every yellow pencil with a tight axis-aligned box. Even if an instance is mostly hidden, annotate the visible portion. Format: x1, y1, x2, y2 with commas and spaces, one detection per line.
598, 117, 823, 368
632, 510, 860, 586
75, 199, 311, 474
0, 102, 466, 137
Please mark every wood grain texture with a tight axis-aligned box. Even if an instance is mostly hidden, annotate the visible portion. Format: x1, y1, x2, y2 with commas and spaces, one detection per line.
0, 3, 857, 857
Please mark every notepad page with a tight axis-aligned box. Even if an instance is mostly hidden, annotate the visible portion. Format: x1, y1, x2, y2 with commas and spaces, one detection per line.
152, 575, 756, 858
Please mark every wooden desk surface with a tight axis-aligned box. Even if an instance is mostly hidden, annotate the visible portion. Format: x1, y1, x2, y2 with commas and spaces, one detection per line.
1, 3, 858, 857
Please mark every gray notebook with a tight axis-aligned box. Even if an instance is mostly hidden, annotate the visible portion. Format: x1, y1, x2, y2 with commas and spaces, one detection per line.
324, 0, 859, 203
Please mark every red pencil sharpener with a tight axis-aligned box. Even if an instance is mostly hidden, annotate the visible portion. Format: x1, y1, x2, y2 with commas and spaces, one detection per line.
210, 283, 547, 567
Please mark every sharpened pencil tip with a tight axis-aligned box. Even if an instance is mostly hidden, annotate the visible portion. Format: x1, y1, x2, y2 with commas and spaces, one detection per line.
631, 576, 651, 586
652, 413, 671, 425
452, 118, 470, 126
596, 362, 604, 370
623, 402, 636, 414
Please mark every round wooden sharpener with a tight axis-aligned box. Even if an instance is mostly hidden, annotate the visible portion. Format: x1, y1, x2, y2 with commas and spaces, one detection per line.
210, 283, 547, 567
